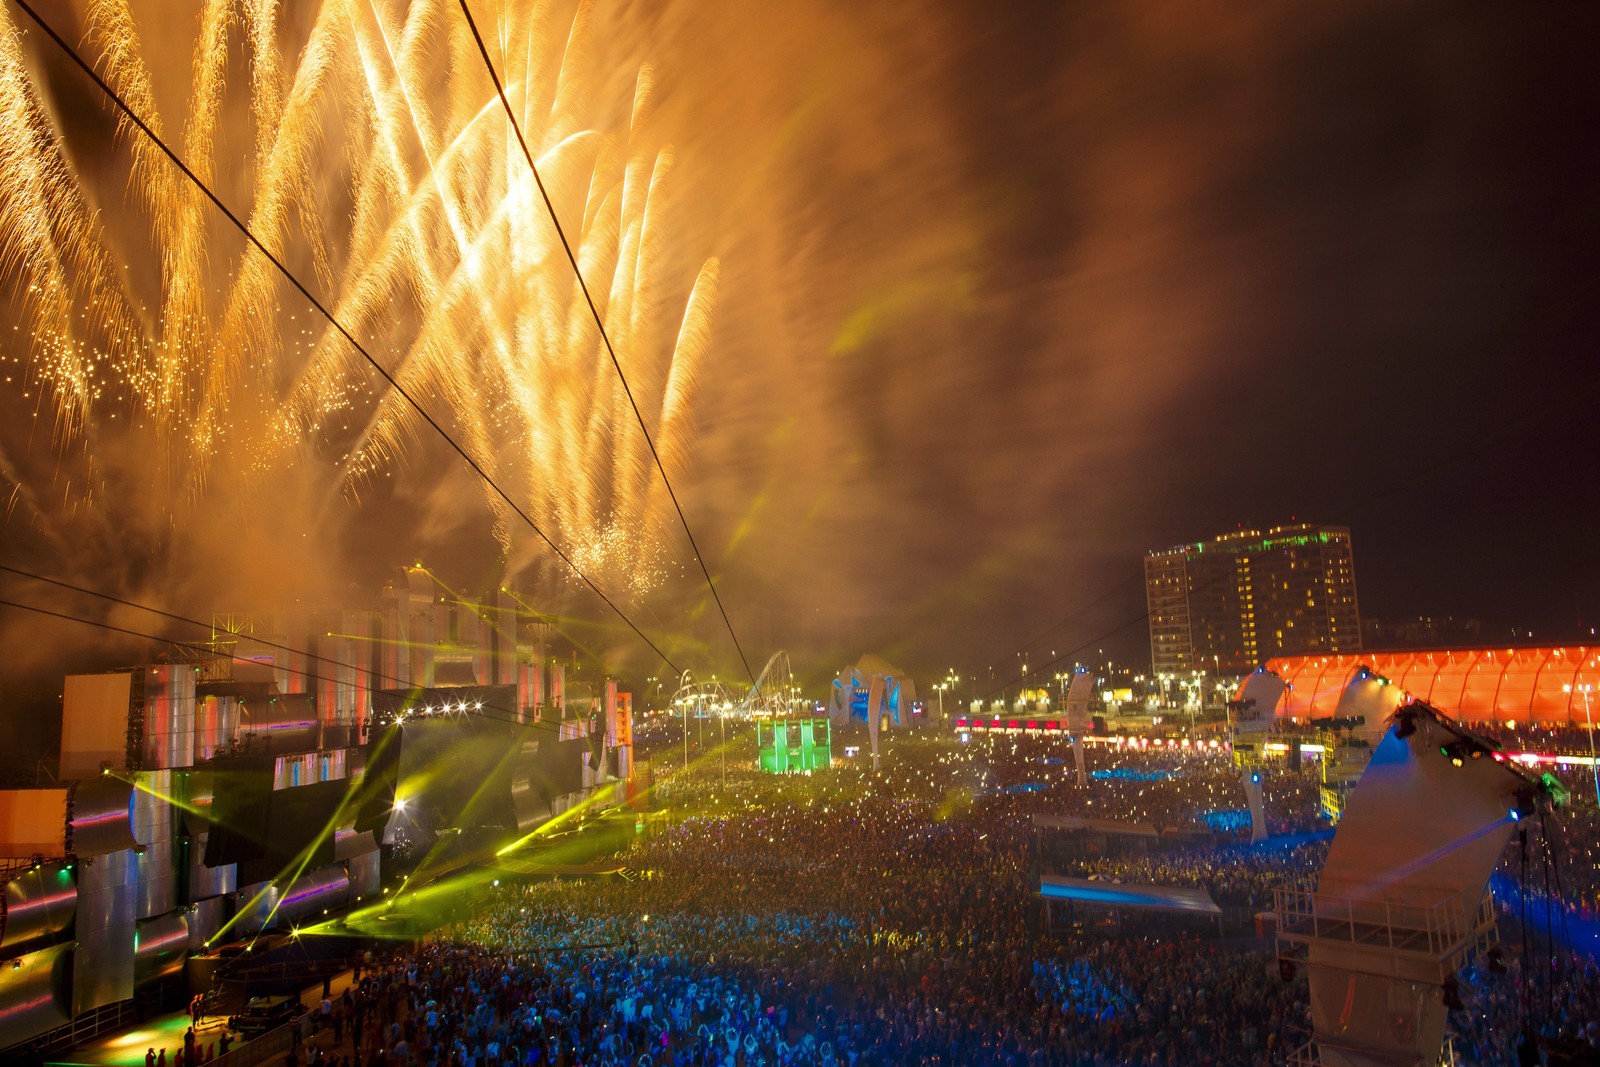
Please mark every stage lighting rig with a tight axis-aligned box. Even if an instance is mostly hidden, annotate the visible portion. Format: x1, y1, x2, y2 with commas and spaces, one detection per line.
1439, 737, 1493, 767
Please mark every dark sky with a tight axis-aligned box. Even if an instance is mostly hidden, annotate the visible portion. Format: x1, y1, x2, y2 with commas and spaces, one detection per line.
655, 0, 1600, 681
0, 0, 1597, 708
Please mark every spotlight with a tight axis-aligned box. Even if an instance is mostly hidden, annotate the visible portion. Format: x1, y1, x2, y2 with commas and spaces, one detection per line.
1442, 737, 1493, 766
1394, 709, 1418, 739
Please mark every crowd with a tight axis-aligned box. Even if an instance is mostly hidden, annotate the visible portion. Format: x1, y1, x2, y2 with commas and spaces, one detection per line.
1065, 838, 1330, 910
1472, 721, 1600, 761
277, 728, 1596, 1067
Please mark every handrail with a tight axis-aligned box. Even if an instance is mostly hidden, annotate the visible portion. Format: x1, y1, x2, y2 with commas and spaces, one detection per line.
1275, 881, 1485, 955
208, 1013, 304, 1067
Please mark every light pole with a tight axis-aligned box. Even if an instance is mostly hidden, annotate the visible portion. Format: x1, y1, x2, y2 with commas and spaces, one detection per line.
680, 697, 690, 772
1563, 683, 1600, 807
720, 701, 731, 784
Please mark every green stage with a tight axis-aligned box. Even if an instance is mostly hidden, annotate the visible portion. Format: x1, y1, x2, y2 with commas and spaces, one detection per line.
756, 718, 831, 773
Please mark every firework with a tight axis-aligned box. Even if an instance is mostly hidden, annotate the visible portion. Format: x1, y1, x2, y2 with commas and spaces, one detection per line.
0, 0, 715, 593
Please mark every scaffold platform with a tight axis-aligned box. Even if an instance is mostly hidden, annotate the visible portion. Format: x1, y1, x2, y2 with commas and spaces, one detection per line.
1275, 880, 1497, 984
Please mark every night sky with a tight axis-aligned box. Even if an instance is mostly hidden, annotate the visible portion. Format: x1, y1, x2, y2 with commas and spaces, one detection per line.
1, 0, 1597, 715
641, 0, 1600, 678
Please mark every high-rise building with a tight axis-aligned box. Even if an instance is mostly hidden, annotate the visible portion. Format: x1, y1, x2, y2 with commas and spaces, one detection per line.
1145, 523, 1361, 676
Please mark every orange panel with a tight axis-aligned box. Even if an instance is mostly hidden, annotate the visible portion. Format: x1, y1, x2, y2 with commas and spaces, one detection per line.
1287, 657, 1328, 718
1568, 648, 1600, 727
1497, 647, 1551, 722
1413, 650, 1449, 703
1458, 649, 1503, 717
1265, 645, 1600, 724
1428, 651, 1470, 712
1300, 657, 1333, 716
1382, 651, 1425, 695
1274, 659, 1313, 718
1309, 656, 1351, 715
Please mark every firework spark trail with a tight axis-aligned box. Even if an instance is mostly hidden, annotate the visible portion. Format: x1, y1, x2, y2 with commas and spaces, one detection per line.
0, 11, 143, 444
0, 0, 717, 595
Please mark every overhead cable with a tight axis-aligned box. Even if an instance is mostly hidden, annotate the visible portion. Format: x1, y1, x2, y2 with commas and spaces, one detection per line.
7, 0, 680, 677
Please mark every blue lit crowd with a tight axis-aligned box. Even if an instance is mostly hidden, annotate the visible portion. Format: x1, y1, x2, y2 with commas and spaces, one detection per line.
288, 726, 1598, 1067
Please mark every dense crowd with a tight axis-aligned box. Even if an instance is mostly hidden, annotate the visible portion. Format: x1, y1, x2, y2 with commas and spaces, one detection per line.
280, 727, 1597, 1067
1065, 838, 1329, 910
1474, 722, 1600, 761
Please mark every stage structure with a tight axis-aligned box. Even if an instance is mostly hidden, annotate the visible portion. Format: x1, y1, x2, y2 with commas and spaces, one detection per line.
829, 656, 919, 769
1226, 664, 1403, 824
0, 574, 636, 1059
364, 683, 628, 853
756, 719, 831, 774
1228, 668, 1286, 842
1274, 700, 1561, 1067
667, 653, 803, 776
1063, 670, 1095, 787
1313, 666, 1402, 821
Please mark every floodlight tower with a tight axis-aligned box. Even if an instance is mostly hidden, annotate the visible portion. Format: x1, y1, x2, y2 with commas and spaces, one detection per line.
1275, 701, 1560, 1067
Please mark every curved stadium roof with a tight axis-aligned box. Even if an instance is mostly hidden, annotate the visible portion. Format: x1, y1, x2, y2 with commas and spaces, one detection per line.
1263, 646, 1600, 724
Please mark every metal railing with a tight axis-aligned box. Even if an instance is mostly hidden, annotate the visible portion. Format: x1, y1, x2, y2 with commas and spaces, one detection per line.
1276, 882, 1474, 957
209, 1014, 303, 1067
6, 997, 139, 1060
1287, 1034, 1458, 1067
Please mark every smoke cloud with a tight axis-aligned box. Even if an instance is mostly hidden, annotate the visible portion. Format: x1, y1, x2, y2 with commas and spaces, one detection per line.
1, 0, 1597, 698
